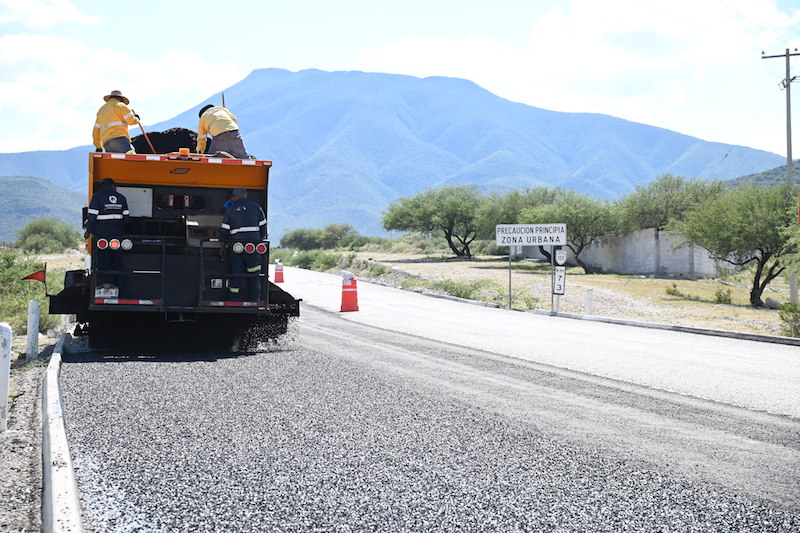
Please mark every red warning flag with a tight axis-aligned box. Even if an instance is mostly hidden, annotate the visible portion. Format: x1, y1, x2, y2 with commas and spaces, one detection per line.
22, 269, 46, 283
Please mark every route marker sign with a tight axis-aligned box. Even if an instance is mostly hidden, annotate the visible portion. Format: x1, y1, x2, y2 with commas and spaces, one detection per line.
495, 224, 567, 246
553, 266, 566, 295
555, 249, 567, 266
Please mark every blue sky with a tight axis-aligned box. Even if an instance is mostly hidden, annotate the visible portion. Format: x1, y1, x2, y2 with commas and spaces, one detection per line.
1, 0, 800, 156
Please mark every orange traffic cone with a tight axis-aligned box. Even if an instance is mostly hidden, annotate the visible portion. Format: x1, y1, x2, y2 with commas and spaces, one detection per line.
340, 272, 359, 312
274, 260, 284, 283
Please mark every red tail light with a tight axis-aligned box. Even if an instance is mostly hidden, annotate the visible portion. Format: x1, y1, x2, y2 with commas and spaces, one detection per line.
255, 243, 268, 254
244, 243, 256, 254
96, 238, 109, 250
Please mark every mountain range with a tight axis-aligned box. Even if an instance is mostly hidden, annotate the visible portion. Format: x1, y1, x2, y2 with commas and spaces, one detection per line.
0, 176, 84, 242
0, 68, 786, 239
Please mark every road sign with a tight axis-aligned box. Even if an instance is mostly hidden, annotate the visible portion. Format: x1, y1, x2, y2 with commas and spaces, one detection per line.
553, 266, 566, 295
495, 224, 567, 246
555, 249, 567, 265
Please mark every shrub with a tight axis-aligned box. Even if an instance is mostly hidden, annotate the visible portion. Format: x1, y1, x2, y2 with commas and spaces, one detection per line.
665, 282, 682, 297
521, 295, 540, 309
311, 251, 339, 271
269, 248, 294, 265
338, 234, 387, 250
779, 303, 800, 337
16, 218, 82, 254
288, 250, 318, 269
714, 286, 732, 304
428, 278, 486, 300
280, 228, 325, 250
370, 264, 390, 277
339, 252, 357, 269
0, 249, 57, 333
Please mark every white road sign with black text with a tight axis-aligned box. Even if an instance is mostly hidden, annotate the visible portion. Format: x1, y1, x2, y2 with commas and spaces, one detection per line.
495, 224, 567, 246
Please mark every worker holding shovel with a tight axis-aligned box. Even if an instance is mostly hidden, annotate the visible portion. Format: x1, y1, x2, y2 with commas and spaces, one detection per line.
92, 90, 154, 153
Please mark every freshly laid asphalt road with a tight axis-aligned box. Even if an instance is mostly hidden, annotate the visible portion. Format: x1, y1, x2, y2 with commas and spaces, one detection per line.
59, 268, 800, 531
277, 267, 800, 418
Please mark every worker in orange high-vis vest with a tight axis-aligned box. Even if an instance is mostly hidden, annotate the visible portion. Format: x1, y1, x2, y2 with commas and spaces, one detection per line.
195, 104, 252, 159
92, 90, 140, 153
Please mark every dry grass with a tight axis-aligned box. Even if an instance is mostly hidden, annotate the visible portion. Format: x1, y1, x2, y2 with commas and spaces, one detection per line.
355, 252, 786, 336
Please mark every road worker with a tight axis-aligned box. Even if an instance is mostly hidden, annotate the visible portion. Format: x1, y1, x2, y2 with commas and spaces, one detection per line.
196, 104, 252, 159
92, 90, 140, 153
85, 178, 130, 296
220, 187, 266, 301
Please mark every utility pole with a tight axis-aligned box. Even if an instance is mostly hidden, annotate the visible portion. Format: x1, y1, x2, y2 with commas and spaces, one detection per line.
762, 48, 799, 184
762, 48, 799, 304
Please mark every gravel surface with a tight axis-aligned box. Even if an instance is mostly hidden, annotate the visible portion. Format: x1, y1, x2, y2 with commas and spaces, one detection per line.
0, 364, 44, 533
60, 308, 800, 532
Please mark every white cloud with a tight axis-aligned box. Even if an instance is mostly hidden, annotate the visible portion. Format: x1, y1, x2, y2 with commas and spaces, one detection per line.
0, 34, 243, 152
360, 0, 800, 154
0, 0, 100, 28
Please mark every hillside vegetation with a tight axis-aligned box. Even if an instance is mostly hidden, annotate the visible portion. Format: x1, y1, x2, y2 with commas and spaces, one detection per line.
0, 176, 84, 242
727, 160, 798, 188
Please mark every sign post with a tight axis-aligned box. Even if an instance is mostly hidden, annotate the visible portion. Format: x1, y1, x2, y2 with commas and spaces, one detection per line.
553, 248, 567, 314
496, 224, 566, 311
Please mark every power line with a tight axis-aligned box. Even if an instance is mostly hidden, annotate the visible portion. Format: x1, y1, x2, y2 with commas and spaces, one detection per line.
718, 0, 792, 47
633, 0, 708, 32
765, 0, 800, 42
704, 91, 781, 178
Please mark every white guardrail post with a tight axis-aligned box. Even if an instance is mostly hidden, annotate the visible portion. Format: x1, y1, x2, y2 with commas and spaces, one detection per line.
26, 300, 39, 360
0, 322, 11, 432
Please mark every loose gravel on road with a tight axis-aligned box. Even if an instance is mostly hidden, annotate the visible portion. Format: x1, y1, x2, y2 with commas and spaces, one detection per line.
60, 310, 800, 533
0, 365, 44, 533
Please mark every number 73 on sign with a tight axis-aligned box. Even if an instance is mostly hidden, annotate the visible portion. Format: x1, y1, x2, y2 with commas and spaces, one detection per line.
553, 266, 566, 295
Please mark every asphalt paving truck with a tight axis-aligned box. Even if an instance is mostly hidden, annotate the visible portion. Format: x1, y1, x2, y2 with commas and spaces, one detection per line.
49, 149, 300, 350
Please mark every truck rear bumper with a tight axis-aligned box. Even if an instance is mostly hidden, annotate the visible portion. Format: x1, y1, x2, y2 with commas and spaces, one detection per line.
87, 299, 300, 316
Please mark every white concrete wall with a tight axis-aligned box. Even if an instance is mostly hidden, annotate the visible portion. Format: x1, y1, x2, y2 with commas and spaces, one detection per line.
522, 228, 736, 278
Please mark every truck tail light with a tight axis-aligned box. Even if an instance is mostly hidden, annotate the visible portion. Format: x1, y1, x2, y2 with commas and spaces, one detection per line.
121, 239, 133, 250
96, 238, 109, 250
232, 242, 244, 254
244, 243, 256, 254
109, 239, 121, 250
256, 243, 268, 254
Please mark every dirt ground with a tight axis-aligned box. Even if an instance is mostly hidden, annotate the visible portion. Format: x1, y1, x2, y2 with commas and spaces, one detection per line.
354, 252, 789, 337
0, 345, 51, 533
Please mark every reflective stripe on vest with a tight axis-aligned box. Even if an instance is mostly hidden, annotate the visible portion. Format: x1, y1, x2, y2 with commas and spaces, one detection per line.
230, 226, 260, 234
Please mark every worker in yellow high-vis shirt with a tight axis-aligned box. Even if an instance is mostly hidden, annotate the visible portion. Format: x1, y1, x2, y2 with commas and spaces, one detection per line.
195, 104, 252, 159
92, 90, 140, 153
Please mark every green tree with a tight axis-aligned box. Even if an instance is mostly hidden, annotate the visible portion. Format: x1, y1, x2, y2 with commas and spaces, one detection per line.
280, 228, 325, 250
280, 224, 359, 250
16, 218, 82, 254
476, 187, 565, 239
520, 191, 618, 273
319, 223, 357, 249
618, 174, 724, 232
383, 185, 482, 258
476, 187, 568, 260
670, 186, 796, 307
475, 187, 565, 239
